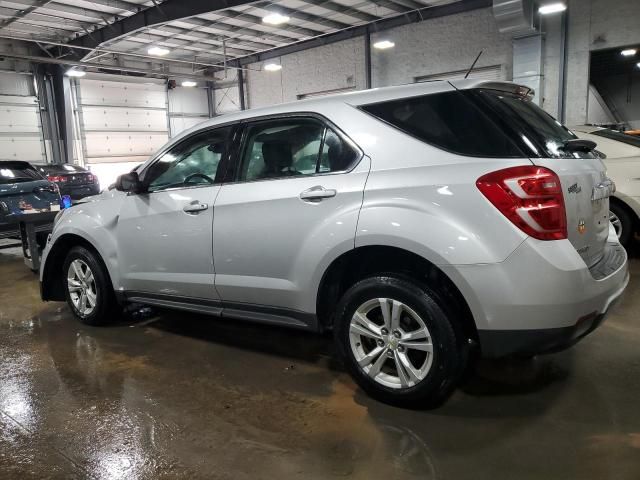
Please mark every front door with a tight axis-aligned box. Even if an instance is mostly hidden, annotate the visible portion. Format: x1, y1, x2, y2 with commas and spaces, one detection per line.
116, 127, 231, 300
213, 116, 369, 312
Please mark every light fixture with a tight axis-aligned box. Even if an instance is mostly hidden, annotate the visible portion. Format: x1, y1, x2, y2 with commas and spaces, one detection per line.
262, 13, 290, 25
373, 40, 395, 50
538, 2, 567, 14
148, 46, 170, 56
66, 68, 86, 77
637, 62, 640, 69
181, 80, 197, 87
264, 63, 282, 72
621, 49, 637, 57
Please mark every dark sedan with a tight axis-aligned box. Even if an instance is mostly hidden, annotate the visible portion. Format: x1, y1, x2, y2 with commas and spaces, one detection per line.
33, 163, 100, 201
0, 161, 62, 245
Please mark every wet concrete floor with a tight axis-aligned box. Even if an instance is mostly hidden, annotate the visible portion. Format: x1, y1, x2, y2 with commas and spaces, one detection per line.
1, 244, 639, 479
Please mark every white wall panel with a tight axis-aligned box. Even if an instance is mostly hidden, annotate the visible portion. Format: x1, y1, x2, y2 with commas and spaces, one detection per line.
83, 132, 167, 158
78, 79, 166, 108
0, 71, 34, 96
0, 104, 41, 133
81, 106, 168, 132
169, 117, 206, 136
214, 85, 241, 114
76, 75, 169, 167
0, 72, 45, 162
168, 88, 209, 116
0, 136, 45, 162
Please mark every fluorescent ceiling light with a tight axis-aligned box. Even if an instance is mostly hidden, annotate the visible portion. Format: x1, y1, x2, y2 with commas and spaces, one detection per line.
637, 62, 640, 69
148, 46, 170, 56
538, 3, 567, 14
373, 40, 395, 50
262, 13, 290, 25
621, 49, 637, 57
66, 68, 86, 77
181, 80, 197, 87
264, 63, 282, 72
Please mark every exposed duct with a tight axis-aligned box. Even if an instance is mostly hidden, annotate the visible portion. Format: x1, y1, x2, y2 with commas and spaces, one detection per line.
493, 0, 538, 36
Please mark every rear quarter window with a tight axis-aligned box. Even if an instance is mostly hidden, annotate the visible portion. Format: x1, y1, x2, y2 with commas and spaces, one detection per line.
360, 91, 525, 158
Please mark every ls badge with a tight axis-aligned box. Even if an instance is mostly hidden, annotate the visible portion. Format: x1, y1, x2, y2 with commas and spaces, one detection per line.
578, 219, 586, 234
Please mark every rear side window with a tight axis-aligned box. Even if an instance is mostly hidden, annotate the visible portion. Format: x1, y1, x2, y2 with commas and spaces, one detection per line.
361, 91, 525, 158
0, 164, 42, 184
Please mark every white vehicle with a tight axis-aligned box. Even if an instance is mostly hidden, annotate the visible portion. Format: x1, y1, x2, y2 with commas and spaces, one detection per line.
40, 80, 629, 407
572, 126, 640, 248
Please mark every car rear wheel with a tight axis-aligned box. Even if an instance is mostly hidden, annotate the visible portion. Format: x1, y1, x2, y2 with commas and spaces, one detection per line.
63, 246, 118, 325
610, 203, 634, 249
335, 276, 464, 408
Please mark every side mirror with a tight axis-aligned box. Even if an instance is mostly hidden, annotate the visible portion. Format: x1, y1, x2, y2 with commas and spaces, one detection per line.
115, 171, 144, 194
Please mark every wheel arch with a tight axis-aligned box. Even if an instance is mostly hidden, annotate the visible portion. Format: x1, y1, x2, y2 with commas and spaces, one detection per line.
41, 233, 114, 302
610, 195, 640, 232
316, 245, 478, 344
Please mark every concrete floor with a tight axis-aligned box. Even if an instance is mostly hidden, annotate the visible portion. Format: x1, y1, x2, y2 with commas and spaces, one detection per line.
0, 245, 639, 480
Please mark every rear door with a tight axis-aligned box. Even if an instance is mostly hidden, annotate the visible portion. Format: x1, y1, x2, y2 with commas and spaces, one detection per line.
473, 88, 611, 267
212, 115, 368, 311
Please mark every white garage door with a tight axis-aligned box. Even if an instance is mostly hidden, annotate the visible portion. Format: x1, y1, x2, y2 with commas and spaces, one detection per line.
75, 74, 169, 186
0, 71, 46, 163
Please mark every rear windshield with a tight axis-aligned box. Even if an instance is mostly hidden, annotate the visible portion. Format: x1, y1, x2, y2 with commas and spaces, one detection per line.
360, 90, 525, 158
0, 165, 42, 184
590, 129, 640, 149
472, 89, 595, 159
360, 88, 595, 159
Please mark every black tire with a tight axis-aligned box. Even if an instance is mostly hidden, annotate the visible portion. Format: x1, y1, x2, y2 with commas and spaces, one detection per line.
334, 275, 464, 408
62, 246, 120, 326
610, 202, 635, 250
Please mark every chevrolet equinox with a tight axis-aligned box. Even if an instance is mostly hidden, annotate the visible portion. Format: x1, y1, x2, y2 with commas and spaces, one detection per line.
40, 80, 629, 407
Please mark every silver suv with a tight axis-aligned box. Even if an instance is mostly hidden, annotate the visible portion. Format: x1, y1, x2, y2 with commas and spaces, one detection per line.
40, 80, 629, 407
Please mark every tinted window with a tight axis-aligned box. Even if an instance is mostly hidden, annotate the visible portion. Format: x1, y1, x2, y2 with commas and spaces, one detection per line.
361, 91, 524, 157
0, 164, 42, 184
472, 89, 592, 159
591, 129, 640, 149
144, 128, 230, 192
239, 118, 357, 182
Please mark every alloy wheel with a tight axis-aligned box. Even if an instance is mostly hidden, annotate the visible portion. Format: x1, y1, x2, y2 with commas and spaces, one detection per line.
67, 259, 97, 316
349, 298, 434, 389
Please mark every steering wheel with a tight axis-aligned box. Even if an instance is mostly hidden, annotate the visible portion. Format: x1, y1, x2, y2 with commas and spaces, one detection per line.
184, 172, 214, 185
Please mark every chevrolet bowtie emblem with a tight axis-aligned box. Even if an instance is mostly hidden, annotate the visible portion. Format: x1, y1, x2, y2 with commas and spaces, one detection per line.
578, 220, 586, 234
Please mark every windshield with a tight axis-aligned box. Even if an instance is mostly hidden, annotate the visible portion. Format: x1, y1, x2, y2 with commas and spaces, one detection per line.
472, 89, 596, 159
0, 165, 42, 184
591, 129, 640, 149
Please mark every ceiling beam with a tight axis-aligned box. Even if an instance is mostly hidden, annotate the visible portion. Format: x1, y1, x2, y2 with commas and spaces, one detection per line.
230, 0, 492, 67
298, 0, 381, 23
67, 0, 260, 50
0, 0, 53, 28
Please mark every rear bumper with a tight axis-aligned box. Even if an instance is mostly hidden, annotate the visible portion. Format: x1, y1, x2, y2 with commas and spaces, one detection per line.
60, 185, 100, 200
441, 230, 629, 357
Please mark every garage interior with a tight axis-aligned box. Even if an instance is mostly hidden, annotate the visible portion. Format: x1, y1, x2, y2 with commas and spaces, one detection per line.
1, 0, 639, 478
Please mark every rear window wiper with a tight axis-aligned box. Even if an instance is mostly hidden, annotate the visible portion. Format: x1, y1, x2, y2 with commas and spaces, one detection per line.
561, 139, 597, 153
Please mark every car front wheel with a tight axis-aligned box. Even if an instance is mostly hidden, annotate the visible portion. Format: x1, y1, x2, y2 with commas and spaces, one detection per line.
335, 276, 464, 408
63, 246, 118, 325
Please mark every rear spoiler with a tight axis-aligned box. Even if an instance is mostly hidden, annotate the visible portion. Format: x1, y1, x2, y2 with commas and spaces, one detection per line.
448, 80, 535, 100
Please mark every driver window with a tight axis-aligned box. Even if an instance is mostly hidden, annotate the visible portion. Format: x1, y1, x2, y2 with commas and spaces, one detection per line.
145, 127, 230, 192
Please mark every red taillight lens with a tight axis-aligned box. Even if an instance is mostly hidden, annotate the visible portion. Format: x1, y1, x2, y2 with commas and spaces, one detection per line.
47, 175, 66, 183
476, 166, 567, 241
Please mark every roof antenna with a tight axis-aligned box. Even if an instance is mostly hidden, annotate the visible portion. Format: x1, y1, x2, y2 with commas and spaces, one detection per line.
464, 50, 484, 79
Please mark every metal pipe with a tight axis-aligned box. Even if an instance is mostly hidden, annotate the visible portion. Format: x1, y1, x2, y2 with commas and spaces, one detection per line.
558, 10, 568, 123
237, 69, 246, 110
0, 51, 219, 80
364, 26, 371, 89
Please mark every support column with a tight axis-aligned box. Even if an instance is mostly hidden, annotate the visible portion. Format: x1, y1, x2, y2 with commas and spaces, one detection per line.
237, 69, 246, 110
364, 26, 372, 89
48, 65, 75, 163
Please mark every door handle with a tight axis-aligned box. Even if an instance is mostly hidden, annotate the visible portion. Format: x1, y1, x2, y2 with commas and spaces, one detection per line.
183, 202, 208, 213
299, 186, 337, 201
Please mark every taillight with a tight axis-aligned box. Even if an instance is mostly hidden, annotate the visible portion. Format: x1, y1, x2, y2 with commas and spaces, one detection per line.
47, 175, 67, 183
476, 166, 567, 241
